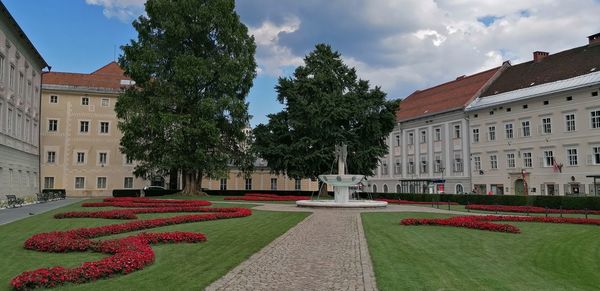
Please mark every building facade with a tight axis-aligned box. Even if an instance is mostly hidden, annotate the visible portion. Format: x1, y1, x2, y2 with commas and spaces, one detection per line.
466, 33, 600, 196
369, 66, 504, 194
41, 62, 147, 197
0, 2, 48, 198
201, 158, 319, 192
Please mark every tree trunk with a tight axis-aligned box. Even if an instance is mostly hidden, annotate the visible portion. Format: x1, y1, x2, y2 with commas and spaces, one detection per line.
182, 170, 199, 195
169, 168, 178, 190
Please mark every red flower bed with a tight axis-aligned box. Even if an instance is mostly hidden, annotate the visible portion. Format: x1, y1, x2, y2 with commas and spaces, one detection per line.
400, 215, 600, 234
11, 198, 251, 290
376, 199, 459, 205
465, 204, 600, 215
224, 193, 310, 201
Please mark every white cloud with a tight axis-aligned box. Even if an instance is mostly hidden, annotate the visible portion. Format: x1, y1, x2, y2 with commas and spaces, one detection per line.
85, 0, 146, 22
248, 17, 304, 76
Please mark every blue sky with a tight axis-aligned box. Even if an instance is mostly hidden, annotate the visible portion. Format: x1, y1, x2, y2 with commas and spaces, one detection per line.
3, 0, 600, 126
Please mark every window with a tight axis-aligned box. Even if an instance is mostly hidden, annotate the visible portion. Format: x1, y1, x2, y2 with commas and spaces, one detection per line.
454, 125, 461, 139
507, 153, 515, 168
0, 54, 4, 82
472, 128, 479, 143
77, 152, 85, 164
420, 156, 427, 173
48, 119, 58, 132
81, 97, 89, 105
473, 156, 481, 171
124, 177, 134, 189
16, 113, 21, 138
75, 177, 85, 189
9, 64, 15, 89
543, 100, 549, 105
523, 152, 533, 168
395, 134, 400, 147
542, 117, 552, 134
505, 123, 513, 139
18, 72, 23, 95
97, 177, 107, 189
453, 153, 463, 172
99, 152, 107, 165
101, 98, 110, 107
456, 184, 464, 194
434, 155, 442, 173
47, 151, 56, 163
7, 108, 13, 135
245, 178, 252, 190
80, 121, 89, 133
219, 178, 227, 190
567, 148, 578, 166
100, 122, 109, 134
488, 126, 496, 141
295, 178, 301, 190
565, 114, 576, 132
566, 96, 573, 101
408, 157, 415, 174
592, 110, 600, 129
381, 161, 388, 175
44, 177, 54, 189
125, 155, 133, 165
270, 178, 277, 190
490, 155, 498, 169
434, 128, 441, 141
394, 159, 401, 175
50, 95, 58, 103
594, 147, 600, 165
383, 184, 389, 193
420, 130, 426, 143
543, 150, 554, 167
521, 121, 531, 137
408, 132, 414, 145
372, 184, 378, 193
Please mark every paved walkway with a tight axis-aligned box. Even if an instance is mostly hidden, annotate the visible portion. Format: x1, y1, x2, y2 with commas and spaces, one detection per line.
0, 198, 85, 225
206, 203, 472, 291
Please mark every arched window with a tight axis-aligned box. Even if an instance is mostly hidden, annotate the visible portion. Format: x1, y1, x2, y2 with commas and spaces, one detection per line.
456, 184, 464, 194
396, 184, 401, 193
372, 184, 378, 193
383, 184, 388, 193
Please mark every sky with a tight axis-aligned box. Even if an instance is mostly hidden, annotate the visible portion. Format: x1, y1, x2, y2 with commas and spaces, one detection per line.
3, 0, 600, 126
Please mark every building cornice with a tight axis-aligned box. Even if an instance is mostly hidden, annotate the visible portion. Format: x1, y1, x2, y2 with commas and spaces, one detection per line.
41, 84, 122, 95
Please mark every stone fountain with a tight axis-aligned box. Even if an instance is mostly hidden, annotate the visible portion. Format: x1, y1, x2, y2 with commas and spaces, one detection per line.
296, 144, 387, 208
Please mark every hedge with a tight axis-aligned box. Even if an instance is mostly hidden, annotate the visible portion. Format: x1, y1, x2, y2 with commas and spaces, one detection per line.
42, 189, 66, 196
357, 192, 600, 210
203, 189, 329, 197
144, 189, 180, 197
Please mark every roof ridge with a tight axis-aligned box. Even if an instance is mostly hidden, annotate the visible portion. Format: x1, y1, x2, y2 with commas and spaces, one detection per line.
409, 66, 500, 96
91, 61, 121, 75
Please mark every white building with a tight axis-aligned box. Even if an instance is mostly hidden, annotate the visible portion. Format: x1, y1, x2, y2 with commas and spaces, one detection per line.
369, 66, 504, 194
0, 2, 48, 198
466, 33, 600, 196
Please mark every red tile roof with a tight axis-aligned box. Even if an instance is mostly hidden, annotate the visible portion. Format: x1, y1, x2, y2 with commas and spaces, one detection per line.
396, 67, 501, 122
42, 62, 130, 91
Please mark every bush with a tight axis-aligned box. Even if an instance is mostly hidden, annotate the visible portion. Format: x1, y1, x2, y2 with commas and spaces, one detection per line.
203, 190, 326, 197
357, 192, 600, 210
113, 189, 141, 197
144, 189, 180, 197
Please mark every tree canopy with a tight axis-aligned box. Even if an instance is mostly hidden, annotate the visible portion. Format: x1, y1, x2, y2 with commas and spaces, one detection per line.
253, 44, 399, 180
115, 0, 256, 194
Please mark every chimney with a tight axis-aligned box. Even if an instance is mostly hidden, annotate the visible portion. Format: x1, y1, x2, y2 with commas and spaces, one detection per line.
533, 51, 549, 62
588, 33, 600, 46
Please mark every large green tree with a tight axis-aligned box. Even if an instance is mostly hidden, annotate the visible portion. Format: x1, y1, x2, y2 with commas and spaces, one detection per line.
253, 44, 399, 184
116, 0, 256, 194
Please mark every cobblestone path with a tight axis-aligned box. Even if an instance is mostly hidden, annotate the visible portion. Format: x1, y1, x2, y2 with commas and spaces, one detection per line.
206, 209, 376, 291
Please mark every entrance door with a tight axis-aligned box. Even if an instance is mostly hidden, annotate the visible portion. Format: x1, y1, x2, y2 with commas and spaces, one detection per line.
547, 184, 556, 196
514, 179, 526, 196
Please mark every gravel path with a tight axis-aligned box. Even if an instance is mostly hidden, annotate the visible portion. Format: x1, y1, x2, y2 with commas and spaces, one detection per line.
206, 203, 471, 291
0, 198, 85, 225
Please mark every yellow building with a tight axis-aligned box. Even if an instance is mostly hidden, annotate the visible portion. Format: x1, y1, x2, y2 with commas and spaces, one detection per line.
41, 62, 147, 197
201, 158, 319, 192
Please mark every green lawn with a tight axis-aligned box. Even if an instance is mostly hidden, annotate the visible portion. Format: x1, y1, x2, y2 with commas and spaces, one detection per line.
363, 212, 600, 291
0, 200, 309, 290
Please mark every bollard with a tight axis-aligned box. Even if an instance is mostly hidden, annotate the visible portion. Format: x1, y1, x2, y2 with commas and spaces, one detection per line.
545, 207, 548, 217
526, 207, 529, 216
560, 206, 563, 218
467, 201, 470, 213
586, 208, 588, 219
448, 201, 451, 211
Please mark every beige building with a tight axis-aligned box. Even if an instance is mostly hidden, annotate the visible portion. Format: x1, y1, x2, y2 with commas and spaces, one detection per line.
466, 33, 600, 196
41, 62, 147, 197
0, 2, 48, 198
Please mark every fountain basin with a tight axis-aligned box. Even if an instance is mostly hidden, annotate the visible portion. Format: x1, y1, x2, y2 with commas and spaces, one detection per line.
296, 199, 388, 208
318, 174, 365, 187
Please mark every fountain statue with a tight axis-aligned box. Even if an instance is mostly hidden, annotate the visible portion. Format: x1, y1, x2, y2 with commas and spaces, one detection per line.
296, 144, 387, 208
